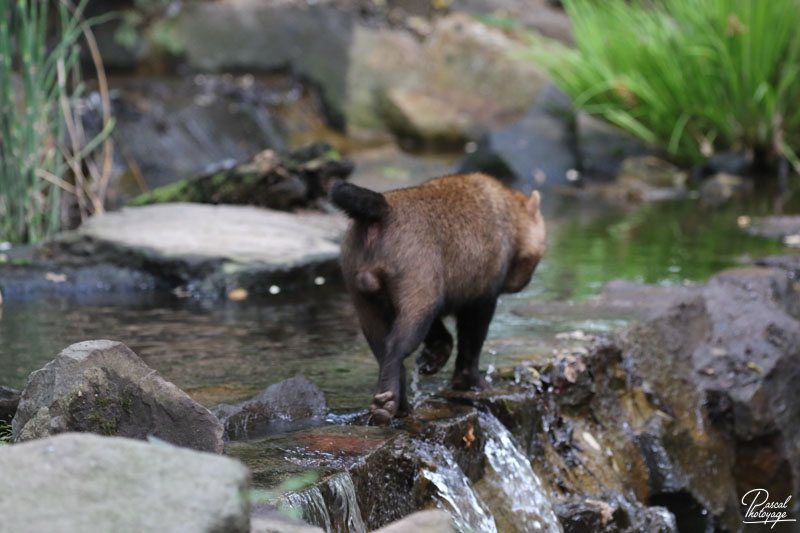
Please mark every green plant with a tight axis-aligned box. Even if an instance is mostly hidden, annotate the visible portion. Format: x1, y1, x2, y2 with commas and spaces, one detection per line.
537, 0, 800, 170
0, 422, 12, 444
0, 0, 114, 244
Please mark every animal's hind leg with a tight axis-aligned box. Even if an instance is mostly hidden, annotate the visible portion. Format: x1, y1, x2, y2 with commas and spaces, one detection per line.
371, 308, 436, 425
452, 298, 497, 391
416, 317, 453, 375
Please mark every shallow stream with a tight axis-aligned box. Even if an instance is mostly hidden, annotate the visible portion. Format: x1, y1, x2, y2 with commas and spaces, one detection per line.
0, 189, 792, 413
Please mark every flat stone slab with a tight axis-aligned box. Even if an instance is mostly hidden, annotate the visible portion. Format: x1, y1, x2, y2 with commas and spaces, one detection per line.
61, 203, 347, 296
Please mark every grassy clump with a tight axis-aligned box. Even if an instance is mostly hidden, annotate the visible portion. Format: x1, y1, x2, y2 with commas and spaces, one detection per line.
0, 0, 113, 244
538, 0, 800, 170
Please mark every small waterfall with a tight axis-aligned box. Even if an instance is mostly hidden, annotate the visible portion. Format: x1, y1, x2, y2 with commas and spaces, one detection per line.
281, 472, 366, 533
323, 472, 367, 533
479, 411, 563, 533
281, 485, 332, 531
418, 442, 499, 533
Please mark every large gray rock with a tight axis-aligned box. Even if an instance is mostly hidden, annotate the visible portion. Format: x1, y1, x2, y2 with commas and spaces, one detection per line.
0, 432, 250, 533
371, 13, 548, 148
216, 376, 327, 440
169, 2, 548, 138
53, 202, 347, 297
174, 0, 353, 127
12, 340, 224, 453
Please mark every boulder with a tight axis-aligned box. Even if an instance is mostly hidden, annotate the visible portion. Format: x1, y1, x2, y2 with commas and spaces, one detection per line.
576, 112, 653, 181
215, 376, 327, 440
174, 0, 353, 127
458, 85, 578, 189
127, 141, 353, 211
618, 265, 800, 523
12, 340, 224, 453
95, 76, 287, 205
373, 13, 548, 147
0, 386, 21, 424
0, 433, 250, 533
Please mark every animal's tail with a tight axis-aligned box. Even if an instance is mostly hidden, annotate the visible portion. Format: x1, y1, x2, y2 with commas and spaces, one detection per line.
329, 181, 388, 221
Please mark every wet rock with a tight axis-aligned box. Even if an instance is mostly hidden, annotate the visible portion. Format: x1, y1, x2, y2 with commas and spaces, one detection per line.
459, 85, 578, 189
755, 255, 800, 280
692, 150, 753, 180
555, 496, 677, 533
617, 265, 800, 526
215, 376, 327, 440
599, 156, 687, 203
51, 202, 346, 297
0, 386, 20, 424
576, 112, 652, 181
597, 279, 697, 316
0, 261, 167, 300
127, 142, 352, 211
742, 215, 800, 247
699, 173, 753, 207
97, 77, 287, 204
12, 340, 224, 453
372, 510, 456, 533
0, 433, 249, 533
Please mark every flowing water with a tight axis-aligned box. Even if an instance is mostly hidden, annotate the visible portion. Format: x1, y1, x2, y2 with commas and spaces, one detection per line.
418, 441, 499, 533
281, 472, 367, 533
478, 412, 563, 533
282, 485, 333, 531
323, 472, 367, 533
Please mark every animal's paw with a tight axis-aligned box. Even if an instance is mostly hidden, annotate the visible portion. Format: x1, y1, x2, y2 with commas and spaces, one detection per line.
451, 372, 490, 392
416, 339, 453, 375
369, 391, 397, 425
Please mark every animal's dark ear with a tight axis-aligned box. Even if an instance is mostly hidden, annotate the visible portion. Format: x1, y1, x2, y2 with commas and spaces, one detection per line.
526, 190, 541, 216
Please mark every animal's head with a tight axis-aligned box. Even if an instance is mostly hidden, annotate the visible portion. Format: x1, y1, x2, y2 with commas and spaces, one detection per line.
503, 190, 547, 293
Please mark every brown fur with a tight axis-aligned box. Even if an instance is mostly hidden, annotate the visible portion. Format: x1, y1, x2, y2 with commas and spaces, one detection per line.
333, 173, 546, 424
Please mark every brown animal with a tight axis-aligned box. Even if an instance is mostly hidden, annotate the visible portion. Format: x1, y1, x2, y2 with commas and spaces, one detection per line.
330, 173, 546, 424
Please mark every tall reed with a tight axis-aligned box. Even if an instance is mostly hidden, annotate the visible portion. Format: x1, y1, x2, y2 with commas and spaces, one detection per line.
538, 0, 800, 171
0, 0, 113, 243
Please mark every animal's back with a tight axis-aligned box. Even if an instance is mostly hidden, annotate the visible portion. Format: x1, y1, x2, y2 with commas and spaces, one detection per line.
379, 174, 517, 304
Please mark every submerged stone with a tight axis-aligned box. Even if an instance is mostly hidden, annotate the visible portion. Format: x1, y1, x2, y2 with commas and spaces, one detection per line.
215, 376, 327, 440
12, 340, 224, 453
